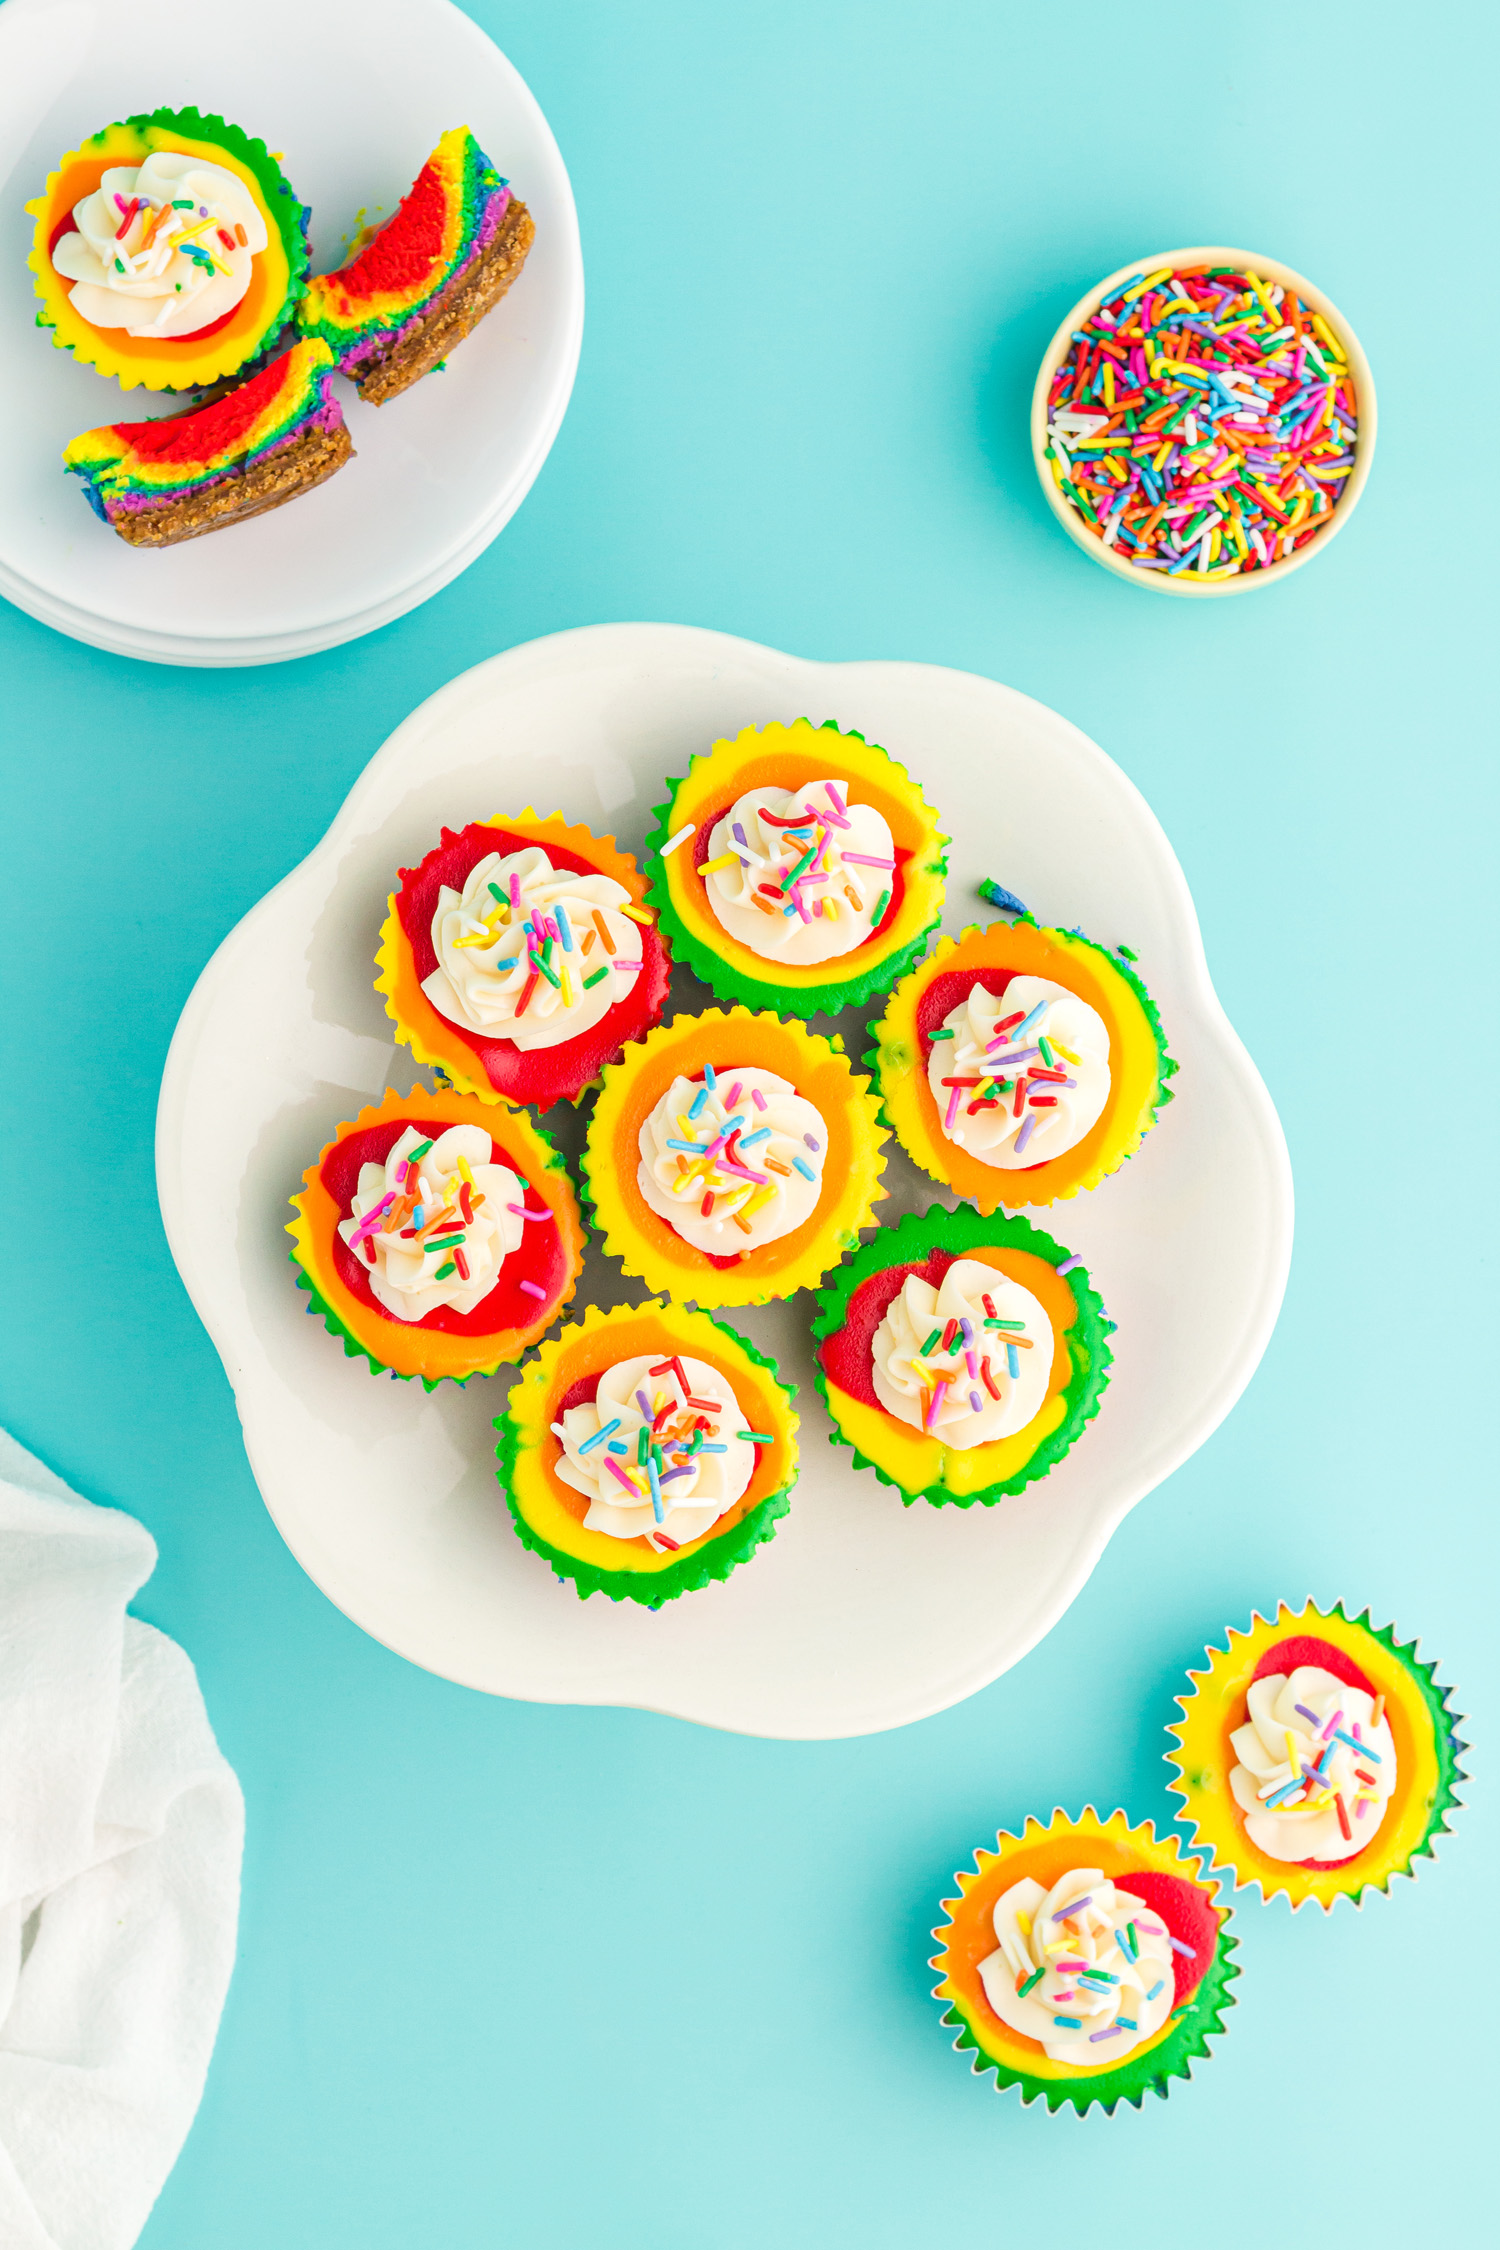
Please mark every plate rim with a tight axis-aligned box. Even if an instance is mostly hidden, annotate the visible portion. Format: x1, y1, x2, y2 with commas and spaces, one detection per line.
0, 0, 584, 666
156, 621, 1295, 1737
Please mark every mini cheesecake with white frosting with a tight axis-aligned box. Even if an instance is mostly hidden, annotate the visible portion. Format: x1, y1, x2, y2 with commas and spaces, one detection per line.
378, 813, 673, 1110
288, 1086, 586, 1386
1167, 1599, 1468, 1912
930, 1806, 1238, 2115
584, 1008, 888, 1310
812, 1204, 1112, 1508
646, 719, 947, 1019
496, 1300, 800, 1607
28, 106, 310, 393
978, 1866, 1179, 2068
872, 910, 1175, 1213
50, 150, 269, 341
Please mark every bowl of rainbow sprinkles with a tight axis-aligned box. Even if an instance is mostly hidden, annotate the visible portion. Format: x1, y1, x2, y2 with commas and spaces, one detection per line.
1030, 246, 1376, 594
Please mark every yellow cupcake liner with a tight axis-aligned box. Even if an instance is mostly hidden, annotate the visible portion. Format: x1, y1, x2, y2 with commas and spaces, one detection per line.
1166, 1599, 1467, 1912
931, 1805, 1238, 2115
582, 1007, 888, 1308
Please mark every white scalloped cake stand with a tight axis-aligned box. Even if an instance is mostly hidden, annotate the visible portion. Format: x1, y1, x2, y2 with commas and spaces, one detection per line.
0, 0, 581, 664
156, 624, 1292, 1737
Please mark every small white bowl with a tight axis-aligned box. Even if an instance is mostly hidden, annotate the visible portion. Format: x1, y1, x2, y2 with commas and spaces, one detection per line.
1029, 245, 1377, 597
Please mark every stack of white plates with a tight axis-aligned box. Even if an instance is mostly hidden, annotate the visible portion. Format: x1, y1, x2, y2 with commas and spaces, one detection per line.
0, 0, 582, 664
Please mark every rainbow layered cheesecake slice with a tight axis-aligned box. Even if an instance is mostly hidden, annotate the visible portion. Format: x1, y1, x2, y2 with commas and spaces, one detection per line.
63, 336, 351, 546
297, 127, 533, 405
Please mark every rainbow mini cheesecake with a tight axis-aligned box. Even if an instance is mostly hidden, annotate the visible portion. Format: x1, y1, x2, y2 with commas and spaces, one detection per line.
27, 106, 310, 392
582, 1008, 889, 1310
496, 1300, 799, 1607
1167, 1599, 1467, 1911
930, 1807, 1238, 2115
287, 1084, 585, 1387
64, 338, 350, 546
869, 888, 1176, 1212
377, 812, 671, 1110
644, 720, 948, 1020
811, 1204, 1111, 1507
297, 126, 533, 404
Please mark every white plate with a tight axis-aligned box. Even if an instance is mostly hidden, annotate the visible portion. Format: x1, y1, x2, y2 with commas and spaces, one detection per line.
156, 624, 1293, 1738
0, 0, 582, 665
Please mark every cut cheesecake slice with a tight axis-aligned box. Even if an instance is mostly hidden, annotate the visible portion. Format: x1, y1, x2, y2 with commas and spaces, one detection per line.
297, 126, 534, 405
63, 336, 352, 546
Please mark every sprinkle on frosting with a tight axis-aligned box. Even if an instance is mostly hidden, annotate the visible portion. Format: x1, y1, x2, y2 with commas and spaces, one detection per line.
49, 150, 268, 338
978, 1867, 1178, 2066
1228, 1665, 1398, 1862
636, 1067, 827, 1256
927, 976, 1111, 1169
552, 1353, 755, 1547
421, 845, 643, 1052
701, 778, 897, 965
870, 1257, 1053, 1446
337, 1123, 531, 1320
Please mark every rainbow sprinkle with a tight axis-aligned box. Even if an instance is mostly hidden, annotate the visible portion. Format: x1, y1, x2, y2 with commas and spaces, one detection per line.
1045, 264, 1358, 578
698, 778, 893, 933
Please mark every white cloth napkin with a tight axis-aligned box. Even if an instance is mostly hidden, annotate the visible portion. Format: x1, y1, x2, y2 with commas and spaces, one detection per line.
0, 1431, 243, 2250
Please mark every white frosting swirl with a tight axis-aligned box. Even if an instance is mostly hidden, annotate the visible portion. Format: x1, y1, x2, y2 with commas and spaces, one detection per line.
50, 155, 268, 340
702, 778, 896, 964
552, 1353, 756, 1545
636, 1066, 826, 1255
927, 976, 1111, 1168
1229, 1664, 1397, 1862
871, 1256, 1052, 1447
337, 1123, 525, 1321
978, 1867, 1179, 2066
421, 847, 643, 1053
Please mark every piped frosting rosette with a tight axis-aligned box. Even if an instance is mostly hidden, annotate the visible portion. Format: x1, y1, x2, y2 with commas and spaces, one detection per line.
1166, 1600, 1467, 1911
644, 719, 947, 1018
495, 1300, 799, 1605
930, 1807, 1238, 2116
377, 812, 672, 1109
583, 1009, 889, 1309
869, 907, 1175, 1211
811, 1204, 1112, 1507
26, 106, 310, 392
286, 1083, 585, 1386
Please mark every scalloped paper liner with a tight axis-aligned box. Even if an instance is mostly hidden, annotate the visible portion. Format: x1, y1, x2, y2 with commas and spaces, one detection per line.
27, 106, 310, 393
809, 1203, 1112, 1507
376, 809, 671, 1109
867, 910, 1176, 1212
642, 719, 948, 1017
1166, 1599, 1468, 1911
286, 1082, 585, 1389
931, 1806, 1238, 2116
582, 1007, 889, 1309
495, 1299, 799, 1606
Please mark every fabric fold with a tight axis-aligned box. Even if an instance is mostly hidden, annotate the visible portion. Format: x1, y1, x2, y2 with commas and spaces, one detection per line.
0, 1431, 243, 2250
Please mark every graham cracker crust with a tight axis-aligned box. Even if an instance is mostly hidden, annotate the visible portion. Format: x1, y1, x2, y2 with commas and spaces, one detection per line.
110, 421, 354, 548
353, 197, 536, 405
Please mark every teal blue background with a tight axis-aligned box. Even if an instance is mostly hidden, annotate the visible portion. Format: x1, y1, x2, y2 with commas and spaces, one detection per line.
2, 0, 1495, 2240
